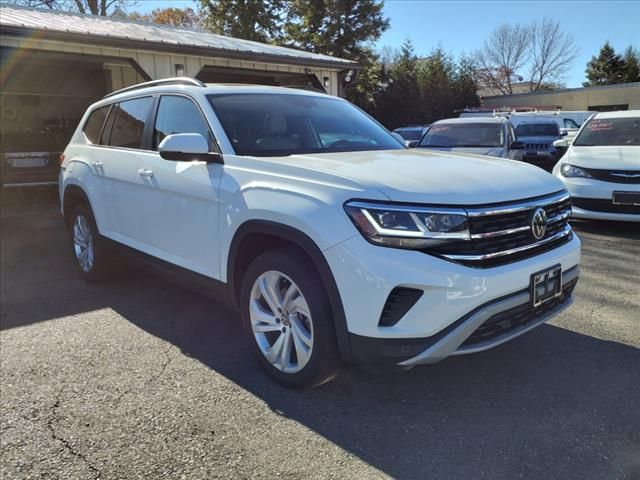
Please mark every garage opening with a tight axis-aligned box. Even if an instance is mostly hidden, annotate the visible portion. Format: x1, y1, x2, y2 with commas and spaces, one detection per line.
0, 48, 145, 187
195, 66, 326, 93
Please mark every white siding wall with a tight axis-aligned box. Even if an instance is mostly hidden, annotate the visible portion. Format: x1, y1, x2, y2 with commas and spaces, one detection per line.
1, 36, 344, 96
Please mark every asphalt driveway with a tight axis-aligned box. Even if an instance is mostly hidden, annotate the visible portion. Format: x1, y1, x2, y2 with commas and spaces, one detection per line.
1, 189, 639, 480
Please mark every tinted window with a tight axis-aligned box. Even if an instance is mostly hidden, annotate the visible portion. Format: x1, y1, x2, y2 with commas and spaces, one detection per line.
107, 97, 153, 149
418, 123, 505, 148
207, 93, 402, 156
515, 123, 559, 137
153, 96, 212, 150
573, 116, 640, 146
564, 118, 579, 129
83, 106, 109, 144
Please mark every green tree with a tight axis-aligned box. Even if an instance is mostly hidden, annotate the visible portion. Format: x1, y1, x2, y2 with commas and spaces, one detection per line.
583, 42, 626, 86
199, 0, 285, 42
373, 40, 424, 128
283, 0, 389, 60
622, 46, 640, 83
344, 50, 383, 115
369, 43, 479, 129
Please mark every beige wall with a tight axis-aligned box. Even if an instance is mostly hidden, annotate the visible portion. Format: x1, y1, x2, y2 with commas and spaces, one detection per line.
1, 36, 343, 96
482, 83, 640, 111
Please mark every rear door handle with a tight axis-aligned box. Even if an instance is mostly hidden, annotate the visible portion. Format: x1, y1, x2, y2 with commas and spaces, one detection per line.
138, 168, 154, 178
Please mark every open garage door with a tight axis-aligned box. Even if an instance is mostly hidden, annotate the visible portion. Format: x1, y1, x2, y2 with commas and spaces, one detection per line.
195, 66, 326, 93
0, 48, 144, 188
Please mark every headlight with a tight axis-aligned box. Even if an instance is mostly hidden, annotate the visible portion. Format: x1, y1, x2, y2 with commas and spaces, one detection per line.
561, 164, 592, 178
344, 201, 469, 249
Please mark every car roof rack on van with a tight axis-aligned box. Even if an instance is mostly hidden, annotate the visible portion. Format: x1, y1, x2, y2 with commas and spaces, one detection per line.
103, 77, 206, 99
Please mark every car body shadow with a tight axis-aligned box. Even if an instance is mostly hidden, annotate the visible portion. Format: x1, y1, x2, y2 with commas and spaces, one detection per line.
2, 191, 639, 479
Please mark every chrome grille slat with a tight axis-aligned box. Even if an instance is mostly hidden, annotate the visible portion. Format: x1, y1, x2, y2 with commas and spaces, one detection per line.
431, 191, 573, 267
442, 225, 572, 262
466, 191, 570, 217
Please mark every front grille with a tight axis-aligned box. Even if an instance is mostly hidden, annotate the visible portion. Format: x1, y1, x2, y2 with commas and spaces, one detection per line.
462, 278, 578, 347
573, 198, 640, 215
525, 143, 549, 150
580, 167, 640, 184
429, 191, 573, 268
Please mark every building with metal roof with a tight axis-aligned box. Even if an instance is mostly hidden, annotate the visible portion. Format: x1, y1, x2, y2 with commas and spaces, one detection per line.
481, 82, 640, 112
0, 3, 359, 187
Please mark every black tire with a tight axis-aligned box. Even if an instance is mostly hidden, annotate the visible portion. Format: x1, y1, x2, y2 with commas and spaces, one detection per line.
239, 247, 341, 388
67, 203, 117, 282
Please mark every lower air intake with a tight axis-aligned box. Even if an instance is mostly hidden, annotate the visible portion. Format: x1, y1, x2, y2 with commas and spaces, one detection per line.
379, 287, 423, 327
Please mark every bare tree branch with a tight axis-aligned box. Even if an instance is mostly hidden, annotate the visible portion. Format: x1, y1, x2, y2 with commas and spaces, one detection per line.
474, 23, 532, 95
6, 0, 137, 16
475, 20, 578, 95
529, 18, 579, 90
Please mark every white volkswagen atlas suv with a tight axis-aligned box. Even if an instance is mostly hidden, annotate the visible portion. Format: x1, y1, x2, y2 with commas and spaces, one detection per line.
553, 110, 640, 222
59, 78, 581, 387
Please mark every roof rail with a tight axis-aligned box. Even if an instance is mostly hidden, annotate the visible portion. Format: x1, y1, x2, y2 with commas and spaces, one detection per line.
103, 77, 206, 99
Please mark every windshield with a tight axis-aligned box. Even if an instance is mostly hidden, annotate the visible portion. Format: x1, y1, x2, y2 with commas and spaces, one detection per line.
515, 123, 559, 137
207, 93, 403, 156
394, 128, 423, 141
573, 116, 640, 146
418, 123, 504, 148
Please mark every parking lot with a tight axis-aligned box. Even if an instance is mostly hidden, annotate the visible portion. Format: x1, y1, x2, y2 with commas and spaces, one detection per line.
1, 189, 639, 480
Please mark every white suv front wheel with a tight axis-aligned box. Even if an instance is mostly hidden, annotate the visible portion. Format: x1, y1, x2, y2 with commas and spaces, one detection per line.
240, 248, 340, 388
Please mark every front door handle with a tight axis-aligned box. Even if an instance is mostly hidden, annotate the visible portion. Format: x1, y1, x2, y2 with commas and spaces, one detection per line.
138, 168, 154, 178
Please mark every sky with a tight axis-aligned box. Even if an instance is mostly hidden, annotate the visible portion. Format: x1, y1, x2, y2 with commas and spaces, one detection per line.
135, 0, 640, 88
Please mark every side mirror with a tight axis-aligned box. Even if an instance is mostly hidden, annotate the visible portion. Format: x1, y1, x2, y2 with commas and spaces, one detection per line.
407, 140, 419, 148
560, 131, 568, 137
510, 140, 525, 150
553, 138, 569, 149
158, 133, 223, 163
390, 132, 407, 146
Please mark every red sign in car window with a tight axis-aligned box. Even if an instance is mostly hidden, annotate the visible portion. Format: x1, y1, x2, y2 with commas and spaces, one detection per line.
586, 120, 613, 132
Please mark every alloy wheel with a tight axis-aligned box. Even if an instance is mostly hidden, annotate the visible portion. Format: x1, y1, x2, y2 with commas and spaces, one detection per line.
249, 270, 314, 374
73, 214, 94, 272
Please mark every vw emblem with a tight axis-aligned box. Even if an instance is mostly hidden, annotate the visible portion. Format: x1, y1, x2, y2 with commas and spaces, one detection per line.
531, 207, 547, 240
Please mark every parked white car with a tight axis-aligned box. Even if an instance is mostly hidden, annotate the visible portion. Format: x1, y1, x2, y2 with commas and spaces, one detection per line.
553, 110, 640, 222
59, 78, 581, 387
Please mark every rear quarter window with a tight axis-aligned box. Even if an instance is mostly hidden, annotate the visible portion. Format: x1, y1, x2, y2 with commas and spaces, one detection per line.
82, 106, 109, 144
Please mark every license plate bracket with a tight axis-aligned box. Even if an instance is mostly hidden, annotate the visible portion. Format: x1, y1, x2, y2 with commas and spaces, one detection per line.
531, 264, 562, 308
612, 191, 640, 206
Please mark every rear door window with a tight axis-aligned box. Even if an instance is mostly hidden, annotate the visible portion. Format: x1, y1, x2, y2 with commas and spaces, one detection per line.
82, 106, 110, 144
106, 97, 154, 149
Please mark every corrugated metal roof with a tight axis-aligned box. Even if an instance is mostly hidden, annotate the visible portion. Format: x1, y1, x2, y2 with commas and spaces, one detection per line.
0, 4, 357, 68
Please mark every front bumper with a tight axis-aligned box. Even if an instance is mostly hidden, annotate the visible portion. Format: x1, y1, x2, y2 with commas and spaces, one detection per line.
558, 175, 640, 222
324, 232, 581, 363
348, 266, 578, 366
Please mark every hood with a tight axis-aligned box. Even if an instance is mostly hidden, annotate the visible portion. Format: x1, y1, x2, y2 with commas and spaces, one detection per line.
566, 146, 640, 170
262, 149, 565, 205
418, 146, 506, 158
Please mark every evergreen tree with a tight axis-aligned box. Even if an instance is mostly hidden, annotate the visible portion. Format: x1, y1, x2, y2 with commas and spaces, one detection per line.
199, 0, 286, 42
373, 40, 423, 128
622, 46, 640, 83
283, 0, 389, 60
583, 42, 626, 86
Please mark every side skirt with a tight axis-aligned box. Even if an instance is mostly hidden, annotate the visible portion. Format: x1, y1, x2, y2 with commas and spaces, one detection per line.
101, 236, 234, 308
